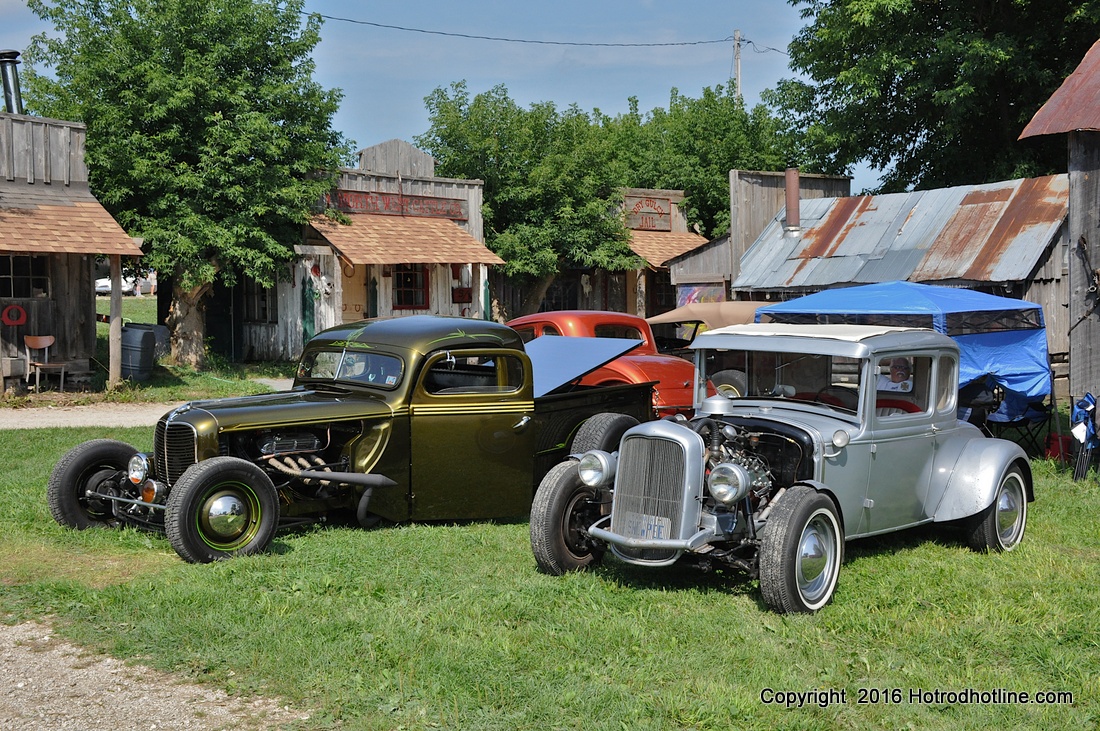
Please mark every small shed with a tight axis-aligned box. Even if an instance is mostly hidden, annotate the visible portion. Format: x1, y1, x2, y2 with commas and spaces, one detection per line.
0, 110, 142, 388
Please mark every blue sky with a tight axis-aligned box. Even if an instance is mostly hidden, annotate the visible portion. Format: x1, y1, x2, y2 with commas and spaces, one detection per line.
0, 0, 877, 190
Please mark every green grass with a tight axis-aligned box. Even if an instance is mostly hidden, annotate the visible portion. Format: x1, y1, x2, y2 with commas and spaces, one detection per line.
2, 429, 1097, 730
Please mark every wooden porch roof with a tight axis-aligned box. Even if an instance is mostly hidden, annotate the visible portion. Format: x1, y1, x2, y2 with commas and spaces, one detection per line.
630, 230, 708, 267
0, 181, 141, 256
308, 213, 504, 265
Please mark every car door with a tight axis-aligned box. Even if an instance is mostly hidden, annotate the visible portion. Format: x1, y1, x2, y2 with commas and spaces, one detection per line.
409, 349, 537, 520
865, 354, 937, 533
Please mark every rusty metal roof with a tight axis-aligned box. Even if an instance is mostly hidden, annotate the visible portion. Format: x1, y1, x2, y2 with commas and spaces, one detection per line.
1020, 38, 1100, 138
732, 175, 1067, 291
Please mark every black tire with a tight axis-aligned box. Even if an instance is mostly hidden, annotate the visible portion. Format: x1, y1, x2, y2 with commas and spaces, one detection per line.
530, 461, 607, 575
47, 439, 136, 529
570, 412, 639, 454
165, 457, 280, 563
711, 369, 747, 397
758, 486, 844, 613
967, 465, 1028, 552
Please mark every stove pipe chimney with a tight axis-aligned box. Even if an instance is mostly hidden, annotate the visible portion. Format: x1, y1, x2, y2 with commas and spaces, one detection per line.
1, 50, 25, 115
784, 167, 801, 234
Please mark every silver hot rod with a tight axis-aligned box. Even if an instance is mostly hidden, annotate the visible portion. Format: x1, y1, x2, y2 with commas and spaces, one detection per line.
529, 324, 1033, 613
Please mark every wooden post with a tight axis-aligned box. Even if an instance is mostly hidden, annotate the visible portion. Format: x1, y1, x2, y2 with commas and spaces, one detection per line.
108, 254, 122, 389
1068, 131, 1100, 401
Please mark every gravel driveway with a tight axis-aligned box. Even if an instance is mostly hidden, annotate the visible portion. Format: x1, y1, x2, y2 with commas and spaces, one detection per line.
0, 621, 309, 730
2, 379, 305, 729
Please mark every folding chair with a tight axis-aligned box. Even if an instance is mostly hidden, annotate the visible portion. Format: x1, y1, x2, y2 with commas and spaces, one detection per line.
24, 335, 68, 392
986, 390, 1051, 457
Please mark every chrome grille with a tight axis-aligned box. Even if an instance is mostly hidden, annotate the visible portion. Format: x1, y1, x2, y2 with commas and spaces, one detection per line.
610, 434, 686, 562
154, 418, 198, 486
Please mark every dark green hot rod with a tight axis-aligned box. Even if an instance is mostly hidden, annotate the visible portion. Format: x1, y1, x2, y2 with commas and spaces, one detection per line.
48, 316, 653, 562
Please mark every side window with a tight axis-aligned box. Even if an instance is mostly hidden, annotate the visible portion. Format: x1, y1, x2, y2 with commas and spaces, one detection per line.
514, 326, 536, 343
936, 355, 958, 412
542, 325, 561, 336
593, 324, 643, 340
422, 352, 525, 395
875, 355, 931, 415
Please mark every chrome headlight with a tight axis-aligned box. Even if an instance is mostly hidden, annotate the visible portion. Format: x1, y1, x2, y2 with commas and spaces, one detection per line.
127, 453, 151, 485
577, 450, 617, 487
708, 462, 752, 506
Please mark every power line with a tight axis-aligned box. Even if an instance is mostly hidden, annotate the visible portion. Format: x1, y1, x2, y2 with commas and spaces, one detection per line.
304, 11, 786, 51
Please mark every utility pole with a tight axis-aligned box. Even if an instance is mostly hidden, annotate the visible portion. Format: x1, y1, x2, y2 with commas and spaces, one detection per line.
734, 29, 742, 99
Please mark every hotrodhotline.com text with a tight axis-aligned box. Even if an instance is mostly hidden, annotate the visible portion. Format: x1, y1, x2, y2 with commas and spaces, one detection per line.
760, 687, 1074, 709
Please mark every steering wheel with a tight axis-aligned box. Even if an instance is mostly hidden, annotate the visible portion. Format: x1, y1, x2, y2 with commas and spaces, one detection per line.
816, 385, 858, 409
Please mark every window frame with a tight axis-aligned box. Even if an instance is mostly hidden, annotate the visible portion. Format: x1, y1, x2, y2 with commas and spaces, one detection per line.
392, 264, 430, 310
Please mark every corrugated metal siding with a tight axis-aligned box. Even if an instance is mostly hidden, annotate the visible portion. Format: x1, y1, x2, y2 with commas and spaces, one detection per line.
733, 175, 1067, 291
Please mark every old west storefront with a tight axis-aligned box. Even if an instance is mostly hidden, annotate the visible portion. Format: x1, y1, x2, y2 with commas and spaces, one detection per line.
224, 158, 502, 362
0, 112, 143, 388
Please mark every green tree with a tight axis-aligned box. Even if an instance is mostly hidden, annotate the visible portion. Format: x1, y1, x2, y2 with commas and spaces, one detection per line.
415, 82, 639, 316
25, 0, 353, 367
768, 0, 1100, 192
606, 86, 789, 237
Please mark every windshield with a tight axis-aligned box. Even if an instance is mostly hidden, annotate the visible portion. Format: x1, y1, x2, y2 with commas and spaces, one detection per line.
296, 349, 404, 389
702, 348, 864, 414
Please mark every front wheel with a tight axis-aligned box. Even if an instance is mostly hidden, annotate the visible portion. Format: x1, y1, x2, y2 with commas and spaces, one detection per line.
758, 486, 844, 613
570, 412, 639, 454
530, 461, 607, 575
47, 439, 137, 529
967, 465, 1028, 552
165, 457, 280, 563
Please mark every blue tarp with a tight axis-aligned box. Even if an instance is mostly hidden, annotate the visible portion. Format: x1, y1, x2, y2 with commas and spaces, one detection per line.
755, 281, 1051, 400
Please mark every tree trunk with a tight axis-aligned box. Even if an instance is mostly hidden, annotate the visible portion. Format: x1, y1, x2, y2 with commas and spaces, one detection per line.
516, 273, 556, 316
167, 281, 213, 369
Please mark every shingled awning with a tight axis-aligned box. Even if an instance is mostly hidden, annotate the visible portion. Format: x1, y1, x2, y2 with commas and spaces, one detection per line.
0, 181, 141, 256
630, 230, 708, 267
309, 213, 503, 265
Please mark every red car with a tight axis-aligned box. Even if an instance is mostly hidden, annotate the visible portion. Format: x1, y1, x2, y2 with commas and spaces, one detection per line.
507, 310, 698, 417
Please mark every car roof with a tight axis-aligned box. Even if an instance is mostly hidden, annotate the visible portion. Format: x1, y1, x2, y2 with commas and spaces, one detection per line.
309, 315, 524, 355
693, 323, 957, 358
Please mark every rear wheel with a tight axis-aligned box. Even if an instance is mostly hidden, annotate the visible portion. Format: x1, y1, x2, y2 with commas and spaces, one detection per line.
570, 413, 639, 454
530, 461, 607, 575
967, 465, 1028, 552
759, 486, 844, 613
165, 457, 279, 563
47, 439, 136, 529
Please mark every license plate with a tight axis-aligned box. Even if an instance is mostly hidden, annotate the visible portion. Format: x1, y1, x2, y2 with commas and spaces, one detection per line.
622, 512, 673, 540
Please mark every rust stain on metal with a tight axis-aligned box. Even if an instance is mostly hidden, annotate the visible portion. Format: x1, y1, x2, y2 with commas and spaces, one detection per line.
1020, 38, 1100, 138
799, 195, 874, 260
920, 176, 1067, 281
960, 187, 1012, 206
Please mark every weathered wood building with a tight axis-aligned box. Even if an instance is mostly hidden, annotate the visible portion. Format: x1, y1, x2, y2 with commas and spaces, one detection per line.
218, 140, 502, 361
0, 105, 142, 389
1019, 37, 1100, 401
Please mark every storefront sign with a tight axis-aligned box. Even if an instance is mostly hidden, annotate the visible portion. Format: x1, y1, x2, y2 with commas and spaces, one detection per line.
328, 190, 469, 221
624, 196, 672, 231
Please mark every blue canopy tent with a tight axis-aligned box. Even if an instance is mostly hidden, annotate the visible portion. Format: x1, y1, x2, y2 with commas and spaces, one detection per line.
755, 282, 1054, 449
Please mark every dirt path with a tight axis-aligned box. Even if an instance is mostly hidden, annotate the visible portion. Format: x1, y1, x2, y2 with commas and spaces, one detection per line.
0, 402, 176, 430
0, 620, 309, 730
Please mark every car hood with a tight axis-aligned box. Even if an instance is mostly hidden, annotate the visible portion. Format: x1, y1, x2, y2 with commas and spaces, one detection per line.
164, 388, 393, 430
526, 336, 642, 398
